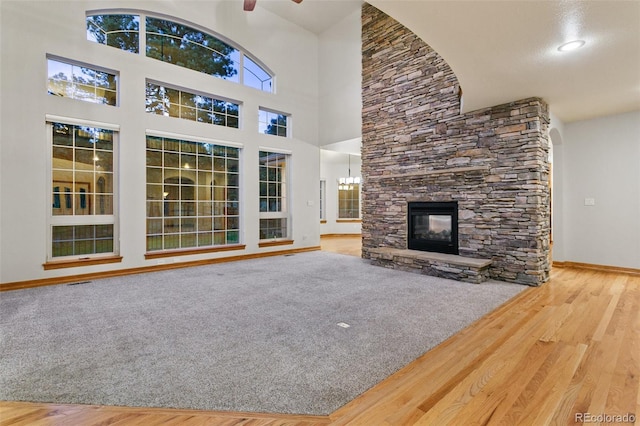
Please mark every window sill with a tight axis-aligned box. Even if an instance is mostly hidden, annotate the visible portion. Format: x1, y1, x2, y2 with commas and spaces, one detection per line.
43, 255, 123, 270
336, 219, 362, 223
258, 239, 294, 248
145, 244, 246, 260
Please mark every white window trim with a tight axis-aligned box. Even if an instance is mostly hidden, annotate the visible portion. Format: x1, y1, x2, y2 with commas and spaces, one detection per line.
46, 115, 120, 131
146, 129, 243, 149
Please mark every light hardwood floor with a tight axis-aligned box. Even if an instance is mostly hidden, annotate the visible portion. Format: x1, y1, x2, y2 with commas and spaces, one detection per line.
2, 236, 639, 425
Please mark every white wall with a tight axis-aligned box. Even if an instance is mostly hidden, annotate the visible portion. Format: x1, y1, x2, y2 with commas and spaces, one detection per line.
318, 7, 362, 147
320, 150, 362, 235
0, 0, 321, 283
316, 7, 363, 237
555, 110, 640, 269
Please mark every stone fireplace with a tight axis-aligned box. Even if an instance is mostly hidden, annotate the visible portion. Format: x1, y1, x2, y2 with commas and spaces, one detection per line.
361, 5, 550, 286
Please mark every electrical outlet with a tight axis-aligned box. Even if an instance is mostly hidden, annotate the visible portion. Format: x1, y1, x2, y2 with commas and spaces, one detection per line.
584, 198, 595, 206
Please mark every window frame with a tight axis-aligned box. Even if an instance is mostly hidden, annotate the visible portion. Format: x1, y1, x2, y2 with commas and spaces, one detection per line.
144, 130, 244, 254
259, 108, 290, 138
46, 116, 120, 262
47, 55, 119, 106
259, 149, 291, 241
337, 177, 361, 220
145, 80, 241, 129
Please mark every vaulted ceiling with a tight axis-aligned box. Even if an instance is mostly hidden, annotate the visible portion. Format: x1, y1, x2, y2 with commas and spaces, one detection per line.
259, 0, 640, 123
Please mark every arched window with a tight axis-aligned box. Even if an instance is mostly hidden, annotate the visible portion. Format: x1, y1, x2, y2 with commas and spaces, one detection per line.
86, 12, 274, 92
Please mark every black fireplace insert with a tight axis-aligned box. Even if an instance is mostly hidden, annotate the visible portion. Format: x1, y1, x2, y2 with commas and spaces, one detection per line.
407, 201, 458, 254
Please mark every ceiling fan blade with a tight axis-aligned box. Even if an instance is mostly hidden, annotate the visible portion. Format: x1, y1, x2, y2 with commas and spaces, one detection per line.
292, 0, 303, 3
244, 0, 257, 11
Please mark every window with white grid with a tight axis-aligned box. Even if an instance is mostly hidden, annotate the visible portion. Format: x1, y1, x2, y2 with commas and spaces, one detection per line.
49, 121, 117, 259
146, 135, 240, 251
259, 150, 289, 240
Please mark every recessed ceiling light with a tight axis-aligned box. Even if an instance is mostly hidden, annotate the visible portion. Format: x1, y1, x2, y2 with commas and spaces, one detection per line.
557, 40, 585, 52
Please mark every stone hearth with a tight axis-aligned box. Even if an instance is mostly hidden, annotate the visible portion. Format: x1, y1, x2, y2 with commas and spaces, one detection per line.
361, 4, 551, 286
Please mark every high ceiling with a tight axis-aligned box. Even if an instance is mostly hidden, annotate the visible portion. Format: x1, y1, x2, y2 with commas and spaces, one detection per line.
258, 0, 640, 123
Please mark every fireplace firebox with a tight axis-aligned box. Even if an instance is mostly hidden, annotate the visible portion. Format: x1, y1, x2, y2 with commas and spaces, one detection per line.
408, 202, 458, 254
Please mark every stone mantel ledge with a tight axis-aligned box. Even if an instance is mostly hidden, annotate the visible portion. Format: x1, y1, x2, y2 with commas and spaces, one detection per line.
368, 165, 489, 180
367, 247, 492, 284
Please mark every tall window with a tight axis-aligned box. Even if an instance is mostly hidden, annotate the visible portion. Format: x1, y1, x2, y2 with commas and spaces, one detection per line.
47, 58, 117, 105
338, 177, 361, 219
146, 135, 240, 251
259, 109, 288, 137
50, 122, 117, 258
145, 82, 240, 128
259, 151, 289, 240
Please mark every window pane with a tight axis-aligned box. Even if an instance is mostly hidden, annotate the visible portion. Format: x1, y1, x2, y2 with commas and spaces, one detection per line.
47, 59, 117, 106
146, 17, 239, 81
243, 56, 272, 92
52, 123, 73, 146
259, 109, 288, 137
86, 14, 140, 53
145, 81, 240, 130
338, 183, 361, 219
52, 225, 114, 258
259, 219, 287, 240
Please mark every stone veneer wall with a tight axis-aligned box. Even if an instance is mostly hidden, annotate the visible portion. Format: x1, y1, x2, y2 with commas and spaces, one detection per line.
361, 4, 551, 286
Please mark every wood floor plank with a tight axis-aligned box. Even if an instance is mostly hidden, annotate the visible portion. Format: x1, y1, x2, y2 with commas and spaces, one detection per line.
604, 280, 639, 418
519, 343, 588, 426
450, 340, 556, 426
1, 241, 639, 426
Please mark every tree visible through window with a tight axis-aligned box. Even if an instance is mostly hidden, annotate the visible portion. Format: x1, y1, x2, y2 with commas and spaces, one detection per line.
259, 109, 288, 137
145, 82, 239, 128
47, 58, 117, 105
86, 12, 274, 92
86, 14, 140, 53
146, 17, 238, 81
